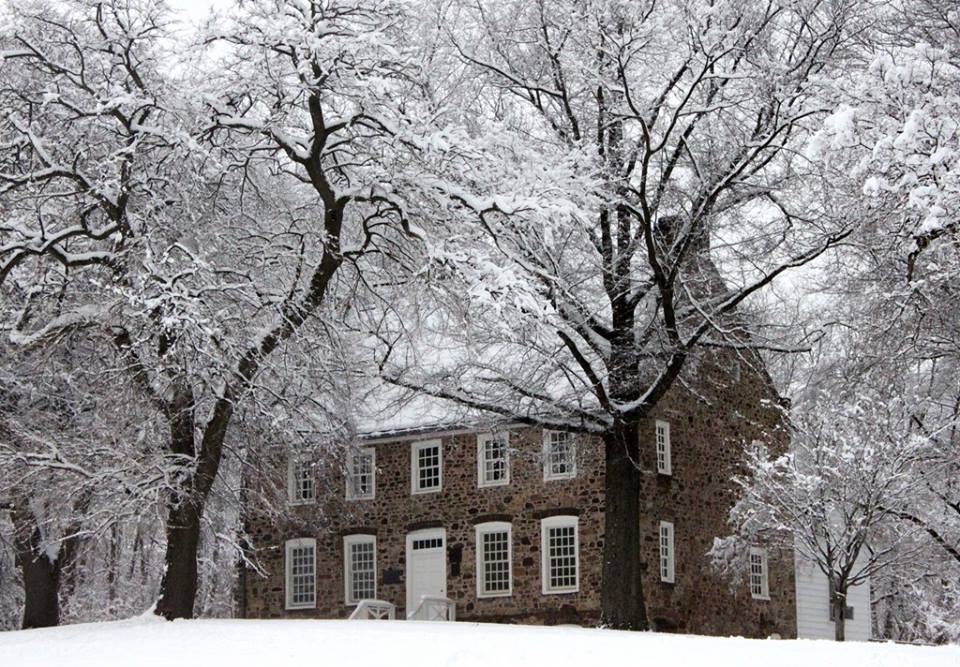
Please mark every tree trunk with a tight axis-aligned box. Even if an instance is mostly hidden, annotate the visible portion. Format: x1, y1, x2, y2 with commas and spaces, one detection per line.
832, 587, 846, 641
600, 420, 649, 630
12, 504, 61, 629
155, 501, 202, 620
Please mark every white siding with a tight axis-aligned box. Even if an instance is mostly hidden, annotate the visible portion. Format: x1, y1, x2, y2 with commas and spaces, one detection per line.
794, 549, 871, 641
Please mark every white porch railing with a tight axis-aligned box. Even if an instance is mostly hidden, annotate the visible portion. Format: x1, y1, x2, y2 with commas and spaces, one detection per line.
348, 599, 396, 620
406, 596, 456, 621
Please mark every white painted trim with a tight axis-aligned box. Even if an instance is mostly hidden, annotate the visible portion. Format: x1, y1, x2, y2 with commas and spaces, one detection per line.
343, 534, 377, 605
284, 538, 317, 610
405, 527, 447, 612
475, 521, 513, 598
540, 515, 580, 594
361, 423, 528, 445
477, 432, 510, 488
659, 521, 675, 583
542, 430, 577, 481
345, 446, 377, 501
655, 420, 672, 476
749, 546, 770, 600
410, 439, 443, 494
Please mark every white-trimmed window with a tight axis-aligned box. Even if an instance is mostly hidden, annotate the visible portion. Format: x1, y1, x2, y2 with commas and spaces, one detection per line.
343, 534, 377, 604
287, 456, 316, 505
541, 515, 579, 594
655, 420, 672, 476
411, 439, 442, 494
543, 430, 577, 480
659, 521, 675, 583
285, 538, 316, 609
475, 521, 513, 597
346, 447, 376, 500
749, 547, 770, 600
478, 432, 510, 487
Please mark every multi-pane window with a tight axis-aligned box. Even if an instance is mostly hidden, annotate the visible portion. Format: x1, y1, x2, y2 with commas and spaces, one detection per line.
346, 447, 376, 500
287, 457, 315, 505
543, 430, 576, 481
541, 516, 579, 594
285, 538, 316, 609
655, 420, 672, 476
411, 440, 442, 493
478, 432, 510, 487
475, 522, 512, 597
343, 535, 377, 604
749, 547, 769, 600
659, 521, 675, 583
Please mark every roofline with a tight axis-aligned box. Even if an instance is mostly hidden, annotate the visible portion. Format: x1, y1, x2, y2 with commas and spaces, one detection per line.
358, 421, 529, 445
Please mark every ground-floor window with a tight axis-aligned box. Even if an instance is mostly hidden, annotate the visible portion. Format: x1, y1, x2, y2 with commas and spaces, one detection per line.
659, 521, 675, 583
476, 521, 513, 597
541, 515, 579, 594
285, 538, 317, 610
344, 534, 377, 604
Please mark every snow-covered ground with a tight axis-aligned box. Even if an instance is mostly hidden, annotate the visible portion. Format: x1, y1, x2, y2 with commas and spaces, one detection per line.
0, 617, 957, 667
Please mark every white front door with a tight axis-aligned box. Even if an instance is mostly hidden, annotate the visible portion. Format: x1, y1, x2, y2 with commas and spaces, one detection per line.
405, 528, 447, 614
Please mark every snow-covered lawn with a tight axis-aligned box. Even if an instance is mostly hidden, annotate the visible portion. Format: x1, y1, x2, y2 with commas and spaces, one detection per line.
1, 616, 957, 667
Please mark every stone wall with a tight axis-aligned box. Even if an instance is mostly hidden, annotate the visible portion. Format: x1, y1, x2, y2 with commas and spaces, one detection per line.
241, 354, 797, 637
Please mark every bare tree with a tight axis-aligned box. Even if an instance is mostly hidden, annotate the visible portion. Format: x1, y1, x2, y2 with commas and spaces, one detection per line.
372, 0, 869, 629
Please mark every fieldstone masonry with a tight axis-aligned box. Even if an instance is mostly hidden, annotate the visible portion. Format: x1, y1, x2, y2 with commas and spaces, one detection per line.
241, 354, 798, 637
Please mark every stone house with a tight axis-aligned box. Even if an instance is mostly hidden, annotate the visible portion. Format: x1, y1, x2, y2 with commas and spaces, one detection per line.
238, 350, 820, 638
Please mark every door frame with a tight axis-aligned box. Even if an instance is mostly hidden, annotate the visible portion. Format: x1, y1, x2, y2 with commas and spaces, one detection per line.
405, 527, 447, 613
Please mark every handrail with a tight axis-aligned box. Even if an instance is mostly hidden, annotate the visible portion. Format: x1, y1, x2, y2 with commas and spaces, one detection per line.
406, 596, 456, 621
349, 599, 396, 620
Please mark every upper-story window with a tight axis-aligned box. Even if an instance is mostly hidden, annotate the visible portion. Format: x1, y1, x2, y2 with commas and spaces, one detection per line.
287, 456, 316, 505
411, 439, 442, 494
477, 432, 510, 487
285, 538, 316, 610
343, 534, 377, 604
540, 515, 579, 594
543, 430, 576, 481
475, 521, 513, 597
655, 420, 672, 476
659, 520, 675, 583
749, 547, 770, 600
346, 447, 376, 500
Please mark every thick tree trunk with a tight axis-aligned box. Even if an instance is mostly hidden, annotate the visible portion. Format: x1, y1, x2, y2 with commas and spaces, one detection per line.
155, 501, 202, 620
12, 504, 62, 629
17, 547, 61, 629
600, 420, 649, 630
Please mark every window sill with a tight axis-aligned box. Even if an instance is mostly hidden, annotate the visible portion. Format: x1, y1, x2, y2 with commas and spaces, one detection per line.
345, 495, 376, 501
285, 603, 317, 611
478, 480, 510, 489
477, 591, 513, 599
411, 487, 442, 495
288, 499, 316, 507
542, 587, 579, 595
543, 474, 577, 482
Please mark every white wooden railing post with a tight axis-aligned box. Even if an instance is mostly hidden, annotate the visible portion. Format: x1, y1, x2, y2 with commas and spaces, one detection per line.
406, 596, 456, 621
348, 599, 396, 620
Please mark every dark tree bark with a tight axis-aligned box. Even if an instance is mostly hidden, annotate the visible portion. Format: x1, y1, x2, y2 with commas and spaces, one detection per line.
600, 419, 647, 630
831, 585, 847, 641
13, 517, 61, 630
11, 498, 85, 629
